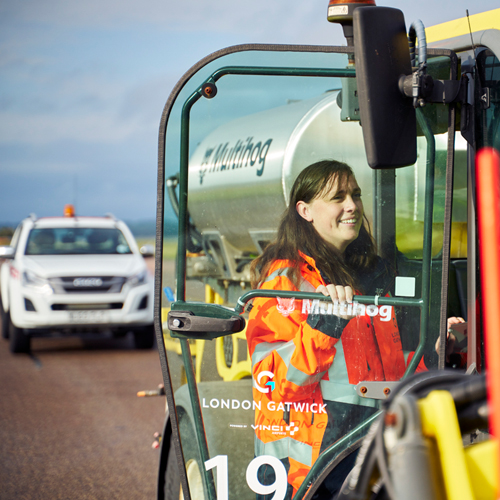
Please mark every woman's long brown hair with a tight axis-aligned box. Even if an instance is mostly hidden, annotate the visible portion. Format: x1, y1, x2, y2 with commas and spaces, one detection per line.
250, 160, 377, 291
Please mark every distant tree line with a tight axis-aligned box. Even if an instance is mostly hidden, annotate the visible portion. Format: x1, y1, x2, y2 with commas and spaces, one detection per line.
0, 226, 14, 238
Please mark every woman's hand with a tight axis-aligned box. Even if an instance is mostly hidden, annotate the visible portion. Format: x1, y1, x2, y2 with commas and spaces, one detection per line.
316, 284, 354, 319
316, 284, 353, 303
435, 316, 466, 361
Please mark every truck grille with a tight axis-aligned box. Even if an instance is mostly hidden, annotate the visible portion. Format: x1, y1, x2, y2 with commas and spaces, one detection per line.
51, 303, 123, 310
49, 276, 127, 294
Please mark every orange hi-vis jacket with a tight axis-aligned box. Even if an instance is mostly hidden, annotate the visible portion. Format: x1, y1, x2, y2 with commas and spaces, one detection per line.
246, 253, 425, 497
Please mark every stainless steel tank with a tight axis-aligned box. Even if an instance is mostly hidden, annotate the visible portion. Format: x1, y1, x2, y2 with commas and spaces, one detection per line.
188, 91, 372, 255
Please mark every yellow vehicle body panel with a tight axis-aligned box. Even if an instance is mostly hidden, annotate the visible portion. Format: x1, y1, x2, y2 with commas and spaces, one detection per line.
426, 8, 500, 43
418, 390, 498, 500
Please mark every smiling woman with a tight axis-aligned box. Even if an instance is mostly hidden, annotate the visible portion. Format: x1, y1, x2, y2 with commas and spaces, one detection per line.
250, 160, 377, 293
295, 169, 364, 254
246, 160, 423, 499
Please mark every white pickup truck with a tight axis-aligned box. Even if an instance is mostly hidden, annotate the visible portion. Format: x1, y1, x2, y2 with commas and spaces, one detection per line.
0, 210, 155, 353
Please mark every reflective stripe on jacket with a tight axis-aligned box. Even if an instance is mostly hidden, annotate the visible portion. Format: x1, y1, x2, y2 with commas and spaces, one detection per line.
246, 253, 424, 496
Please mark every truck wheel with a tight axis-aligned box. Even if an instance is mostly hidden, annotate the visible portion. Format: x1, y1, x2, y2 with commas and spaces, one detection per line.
9, 318, 30, 353
0, 298, 9, 339
133, 324, 155, 349
164, 433, 181, 500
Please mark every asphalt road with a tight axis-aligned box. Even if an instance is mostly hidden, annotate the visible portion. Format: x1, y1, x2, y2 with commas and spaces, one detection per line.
0, 323, 166, 500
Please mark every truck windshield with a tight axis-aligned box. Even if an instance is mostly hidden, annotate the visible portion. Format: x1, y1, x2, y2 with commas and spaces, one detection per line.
158, 46, 458, 500
25, 227, 132, 255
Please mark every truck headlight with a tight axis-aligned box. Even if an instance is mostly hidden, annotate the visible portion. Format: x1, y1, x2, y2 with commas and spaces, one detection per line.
127, 270, 147, 288
22, 270, 53, 294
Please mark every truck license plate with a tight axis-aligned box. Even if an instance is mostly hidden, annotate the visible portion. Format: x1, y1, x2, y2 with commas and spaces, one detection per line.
69, 310, 109, 323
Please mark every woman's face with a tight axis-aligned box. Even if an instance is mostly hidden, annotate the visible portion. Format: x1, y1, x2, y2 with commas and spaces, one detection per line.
296, 175, 364, 253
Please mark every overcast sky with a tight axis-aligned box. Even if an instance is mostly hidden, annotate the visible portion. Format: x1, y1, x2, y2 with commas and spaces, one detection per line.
1, 0, 498, 226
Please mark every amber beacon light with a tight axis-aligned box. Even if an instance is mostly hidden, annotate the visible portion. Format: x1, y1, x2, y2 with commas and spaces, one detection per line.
64, 204, 75, 217
327, 0, 377, 46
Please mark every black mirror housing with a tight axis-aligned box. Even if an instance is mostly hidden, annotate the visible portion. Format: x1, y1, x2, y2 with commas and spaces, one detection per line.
353, 6, 417, 169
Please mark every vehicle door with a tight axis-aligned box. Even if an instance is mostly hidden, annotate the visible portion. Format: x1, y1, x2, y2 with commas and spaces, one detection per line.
155, 43, 458, 500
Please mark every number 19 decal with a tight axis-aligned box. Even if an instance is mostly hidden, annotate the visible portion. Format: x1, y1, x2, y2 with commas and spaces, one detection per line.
205, 454, 287, 500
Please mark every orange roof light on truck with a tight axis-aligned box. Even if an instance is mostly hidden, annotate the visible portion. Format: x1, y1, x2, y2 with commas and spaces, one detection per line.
327, 1, 376, 50
63, 204, 75, 217
327, 0, 376, 23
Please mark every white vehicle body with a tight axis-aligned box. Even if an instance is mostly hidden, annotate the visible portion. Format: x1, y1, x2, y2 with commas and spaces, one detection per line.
0, 213, 155, 352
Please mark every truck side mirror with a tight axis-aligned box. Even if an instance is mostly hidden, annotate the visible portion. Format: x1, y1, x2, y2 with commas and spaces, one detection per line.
353, 6, 416, 169
0, 246, 15, 259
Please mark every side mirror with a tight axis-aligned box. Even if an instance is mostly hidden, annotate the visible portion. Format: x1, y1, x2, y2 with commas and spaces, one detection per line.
140, 244, 155, 258
353, 6, 416, 169
0, 246, 15, 259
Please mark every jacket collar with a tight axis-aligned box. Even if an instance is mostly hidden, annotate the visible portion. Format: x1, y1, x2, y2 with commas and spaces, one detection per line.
298, 251, 329, 285
298, 250, 317, 269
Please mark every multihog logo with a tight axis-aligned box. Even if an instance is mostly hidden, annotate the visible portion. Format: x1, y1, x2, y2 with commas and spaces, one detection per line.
276, 297, 295, 317
254, 371, 275, 394
198, 137, 273, 184
301, 299, 393, 322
